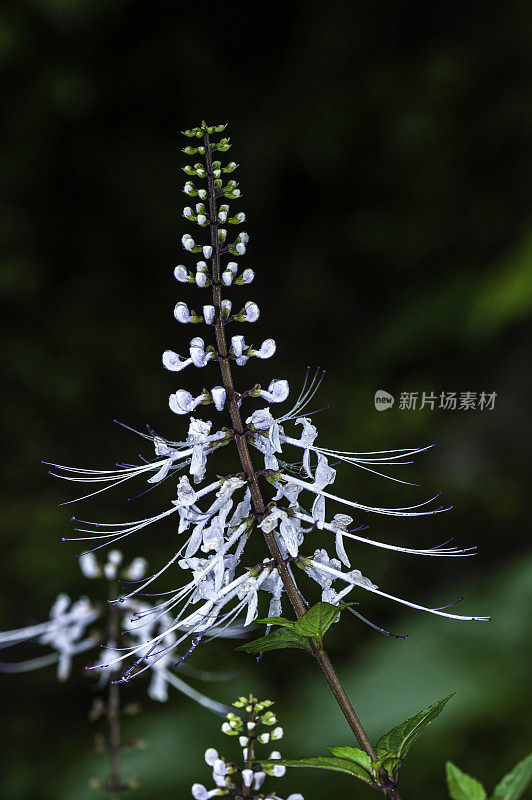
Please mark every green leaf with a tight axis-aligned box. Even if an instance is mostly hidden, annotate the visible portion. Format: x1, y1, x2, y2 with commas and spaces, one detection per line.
446, 762, 487, 800
293, 601, 357, 641
255, 616, 295, 629
235, 628, 310, 654
376, 693, 454, 773
491, 754, 532, 800
272, 757, 378, 787
326, 746, 373, 773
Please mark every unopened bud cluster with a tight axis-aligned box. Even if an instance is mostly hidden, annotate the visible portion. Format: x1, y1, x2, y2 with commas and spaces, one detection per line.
191, 694, 303, 800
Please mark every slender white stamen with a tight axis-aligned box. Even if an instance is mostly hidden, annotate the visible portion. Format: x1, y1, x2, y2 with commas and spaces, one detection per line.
294, 513, 474, 557
281, 475, 449, 517
309, 560, 490, 621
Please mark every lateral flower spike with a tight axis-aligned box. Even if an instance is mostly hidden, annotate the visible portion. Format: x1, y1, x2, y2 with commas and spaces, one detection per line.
192, 694, 303, 800
48, 121, 489, 683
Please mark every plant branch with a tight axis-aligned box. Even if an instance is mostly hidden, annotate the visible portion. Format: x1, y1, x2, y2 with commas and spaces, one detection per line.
201, 123, 400, 800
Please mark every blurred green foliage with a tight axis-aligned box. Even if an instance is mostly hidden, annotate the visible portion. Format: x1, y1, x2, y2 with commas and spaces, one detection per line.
1, 1, 531, 799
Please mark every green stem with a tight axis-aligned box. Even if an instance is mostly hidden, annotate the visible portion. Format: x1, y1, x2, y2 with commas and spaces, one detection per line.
200, 123, 400, 800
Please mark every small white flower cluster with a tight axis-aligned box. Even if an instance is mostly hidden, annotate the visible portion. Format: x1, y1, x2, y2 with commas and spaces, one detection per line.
192, 694, 303, 800
47, 122, 488, 679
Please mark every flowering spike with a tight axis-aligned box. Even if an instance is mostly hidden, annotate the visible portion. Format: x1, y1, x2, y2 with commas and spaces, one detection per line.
44, 122, 488, 687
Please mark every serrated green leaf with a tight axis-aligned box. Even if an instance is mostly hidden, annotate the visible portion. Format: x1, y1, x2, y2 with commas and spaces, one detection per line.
326, 746, 373, 772
376, 692, 454, 768
294, 602, 355, 640
490, 754, 532, 800
235, 628, 310, 654
446, 762, 487, 800
272, 757, 378, 787
255, 616, 295, 629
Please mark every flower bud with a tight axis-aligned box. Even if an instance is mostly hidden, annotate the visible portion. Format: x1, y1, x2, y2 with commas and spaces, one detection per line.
272, 764, 286, 777
203, 245, 213, 258
242, 769, 253, 787
103, 562, 116, 580
222, 270, 234, 286
182, 234, 196, 251
238, 735, 249, 747
221, 299, 232, 317
196, 272, 207, 288
203, 305, 215, 325
271, 726, 284, 740
204, 748, 218, 766
239, 268, 254, 284
211, 386, 226, 411
197, 214, 207, 226
183, 207, 193, 218
231, 335, 246, 359
125, 557, 147, 580
238, 301, 259, 323
79, 552, 101, 578
258, 732, 270, 743
174, 302, 191, 323
198, 188, 207, 199
253, 772, 266, 789
174, 265, 189, 282
236, 242, 246, 255
213, 759, 226, 777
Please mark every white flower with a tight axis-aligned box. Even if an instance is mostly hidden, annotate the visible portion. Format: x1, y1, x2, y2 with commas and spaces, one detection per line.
187, 418, 213, 483
162, 349, 189, 372
176, 476, 197, 507
203, 245, 213, 258
191, 783, 219, 799
169, 389, 205, 415
330, 513, 353, 567
257, 379, 289, 404
252, 338, 276, 359
36, 595, 98, 681
294, 417, 318, 477
190, 337, 210, 367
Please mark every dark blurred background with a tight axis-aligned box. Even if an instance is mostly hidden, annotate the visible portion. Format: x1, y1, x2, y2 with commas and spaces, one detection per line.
1, 1, 531, 798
